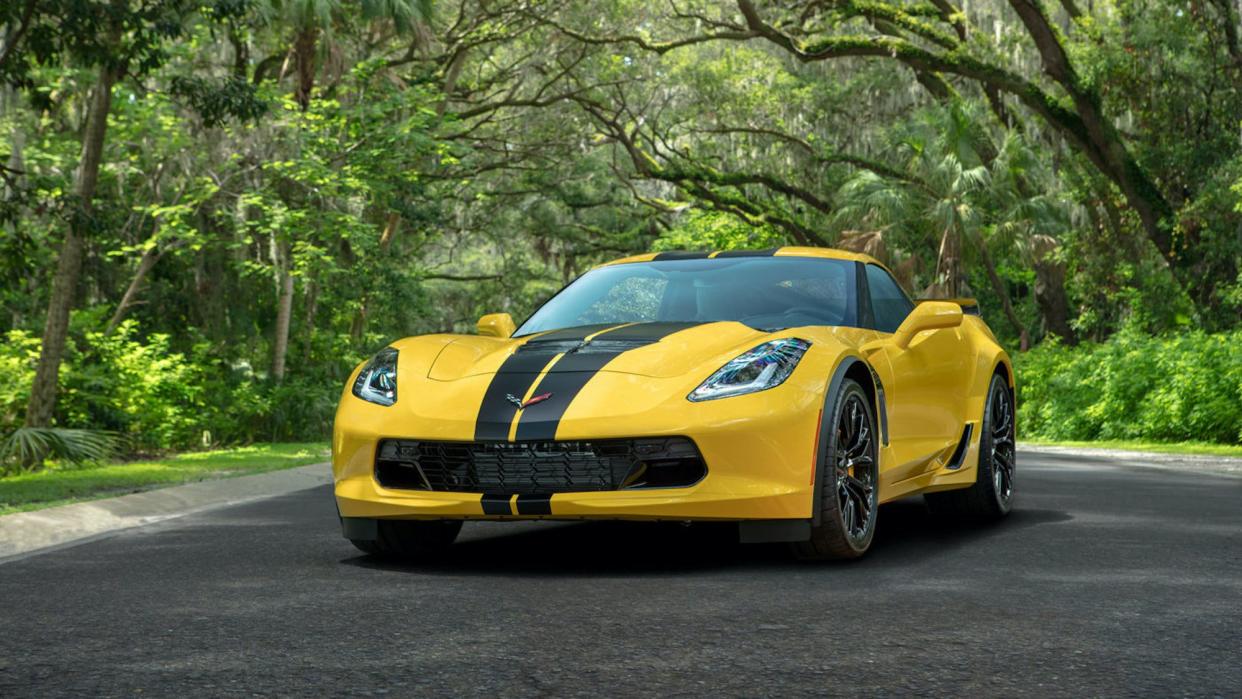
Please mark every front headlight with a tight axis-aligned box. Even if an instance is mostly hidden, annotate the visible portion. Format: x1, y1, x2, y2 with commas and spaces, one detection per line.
687, 338, 811, 402
352, 347, 398, 406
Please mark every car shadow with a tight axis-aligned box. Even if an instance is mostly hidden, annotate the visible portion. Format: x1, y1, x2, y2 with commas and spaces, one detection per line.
341, 499, 1071, 578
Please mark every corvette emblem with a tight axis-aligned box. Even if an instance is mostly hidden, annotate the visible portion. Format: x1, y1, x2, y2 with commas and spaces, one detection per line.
506, 392, 553, 410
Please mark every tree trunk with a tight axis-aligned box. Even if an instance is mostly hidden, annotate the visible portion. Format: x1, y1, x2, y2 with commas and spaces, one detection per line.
301, 276, 318, 363
271, 241, 294, 382
105, 241, 162, 335
292, 26, 319, 111
974, 231, 1031, 351
25, 63, 116, 428
932, 225, 963, 298
1030, 234, 1077, 345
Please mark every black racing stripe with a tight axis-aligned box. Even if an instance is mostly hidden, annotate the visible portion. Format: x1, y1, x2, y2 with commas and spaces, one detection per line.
515, 493, 552, 515
713, 247, 780, 258
652, 250, 710, 260
595, 321, 701, 341
480, 493, 512, 515
473, 325, 617, 441
513, 322, 696, 441
526, 323, 619, 343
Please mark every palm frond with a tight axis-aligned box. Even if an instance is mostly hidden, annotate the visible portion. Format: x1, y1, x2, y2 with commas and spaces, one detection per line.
1, 428, 120, 471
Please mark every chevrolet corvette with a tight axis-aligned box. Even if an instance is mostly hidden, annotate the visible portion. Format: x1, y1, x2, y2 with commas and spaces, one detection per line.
333, 247, 1015, 560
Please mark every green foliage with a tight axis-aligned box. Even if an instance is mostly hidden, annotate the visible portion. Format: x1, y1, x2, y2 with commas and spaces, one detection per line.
169, 76, 268, 127
1016, 331, 1242, 444
653, 210, 783, 252
0, 427, 119, 476
58, 321, 204, 452
0, 321, 336, 452
0, 331, 41, 429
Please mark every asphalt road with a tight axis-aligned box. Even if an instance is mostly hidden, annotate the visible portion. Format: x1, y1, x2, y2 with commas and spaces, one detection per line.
1, 450, 1240, 697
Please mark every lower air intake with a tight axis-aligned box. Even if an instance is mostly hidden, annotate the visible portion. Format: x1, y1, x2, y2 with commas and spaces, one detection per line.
374, 437, 706, 494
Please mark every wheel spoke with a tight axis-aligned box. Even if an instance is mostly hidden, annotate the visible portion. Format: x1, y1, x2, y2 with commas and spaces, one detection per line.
845, 477, 873, 512
846, 429, 870, 459
849, 455, 874, 468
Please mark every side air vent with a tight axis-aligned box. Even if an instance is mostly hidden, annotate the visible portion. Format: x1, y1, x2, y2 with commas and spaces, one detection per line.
945, 424, 974, 470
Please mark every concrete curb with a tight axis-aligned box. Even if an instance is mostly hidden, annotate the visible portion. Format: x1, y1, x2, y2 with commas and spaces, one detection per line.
0, 462, 331, 563
1020, 443, 1242, 478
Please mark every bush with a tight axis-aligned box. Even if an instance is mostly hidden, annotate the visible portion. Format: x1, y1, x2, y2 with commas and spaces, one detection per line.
0, 330, 41, 430
1, 319, 348, 457
1015, 329, 1242, 444
60, 321, 206, 452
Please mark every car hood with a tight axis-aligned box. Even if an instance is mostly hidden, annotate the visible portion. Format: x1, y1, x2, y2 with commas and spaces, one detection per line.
419, 321, 774, 381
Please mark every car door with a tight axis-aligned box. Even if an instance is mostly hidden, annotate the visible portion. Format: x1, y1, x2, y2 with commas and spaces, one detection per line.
861, 264, 967, 483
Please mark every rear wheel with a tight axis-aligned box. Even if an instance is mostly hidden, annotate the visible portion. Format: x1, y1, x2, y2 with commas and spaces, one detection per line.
792, 379, 879, 561
925, 373, 1015, 519
350, 519, 462, 558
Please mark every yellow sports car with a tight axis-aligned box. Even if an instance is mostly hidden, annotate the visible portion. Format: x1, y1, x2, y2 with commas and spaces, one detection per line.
333, 247, 1015, 560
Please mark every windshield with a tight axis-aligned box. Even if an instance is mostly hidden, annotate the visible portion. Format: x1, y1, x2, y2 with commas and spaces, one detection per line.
515, 257, 858, 336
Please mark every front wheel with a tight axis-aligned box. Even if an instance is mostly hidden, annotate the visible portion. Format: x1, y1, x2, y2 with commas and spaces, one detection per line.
792, 379, 879, 561
350, 519, 463, 559
925, 373, 1015, 520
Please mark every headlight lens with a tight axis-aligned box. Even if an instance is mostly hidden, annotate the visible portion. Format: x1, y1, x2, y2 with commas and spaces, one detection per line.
687, 338, 811, 402
352, 347, 398, 406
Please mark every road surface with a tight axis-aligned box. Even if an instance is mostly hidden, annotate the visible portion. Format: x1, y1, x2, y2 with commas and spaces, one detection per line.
1, 450, 1239, 697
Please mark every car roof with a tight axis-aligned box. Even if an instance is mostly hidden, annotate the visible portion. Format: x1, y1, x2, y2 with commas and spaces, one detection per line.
599, 246, 884, 268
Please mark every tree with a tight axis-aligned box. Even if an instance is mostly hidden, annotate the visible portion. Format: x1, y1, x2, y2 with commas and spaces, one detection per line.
832, 106, 1077, 349
2, 1, 193, 428
730, 0, 1241, 311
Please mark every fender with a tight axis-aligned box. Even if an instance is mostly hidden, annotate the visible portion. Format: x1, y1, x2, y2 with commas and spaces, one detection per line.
738, 352, 878, 544
811, 354, 885, 527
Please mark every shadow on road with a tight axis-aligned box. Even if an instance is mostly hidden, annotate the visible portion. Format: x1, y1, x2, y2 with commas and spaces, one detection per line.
341, 499, 1071, 577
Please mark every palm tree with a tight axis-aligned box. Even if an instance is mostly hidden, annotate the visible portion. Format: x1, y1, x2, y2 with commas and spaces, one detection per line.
833, 106, 1073, 350
267, 0, 433, 111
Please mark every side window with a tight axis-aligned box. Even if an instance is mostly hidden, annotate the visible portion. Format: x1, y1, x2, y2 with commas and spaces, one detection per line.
865, 265, 914, 334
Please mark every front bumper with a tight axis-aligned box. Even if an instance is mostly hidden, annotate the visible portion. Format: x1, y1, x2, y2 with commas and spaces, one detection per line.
333, 371, 825, 522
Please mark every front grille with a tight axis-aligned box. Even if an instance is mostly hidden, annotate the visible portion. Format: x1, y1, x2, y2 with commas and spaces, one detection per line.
374, 437, 706, 494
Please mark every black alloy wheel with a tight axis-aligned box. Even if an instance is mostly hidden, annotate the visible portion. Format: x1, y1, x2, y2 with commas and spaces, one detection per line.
793, 379, 879, 560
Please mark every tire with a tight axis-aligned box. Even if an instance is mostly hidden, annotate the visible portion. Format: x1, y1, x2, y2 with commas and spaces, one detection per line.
349, 519, 463, 559
925, 373, 1015, 520
792, 378, 880, 561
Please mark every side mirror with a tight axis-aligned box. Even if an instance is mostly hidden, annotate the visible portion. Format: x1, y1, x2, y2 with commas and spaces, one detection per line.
891, 301, 962, 350
477, 312, 516, 338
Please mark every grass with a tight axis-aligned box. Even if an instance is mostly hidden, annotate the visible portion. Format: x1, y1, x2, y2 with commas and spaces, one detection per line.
1020, 438, 1242, 458
0, 442, 329, 515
